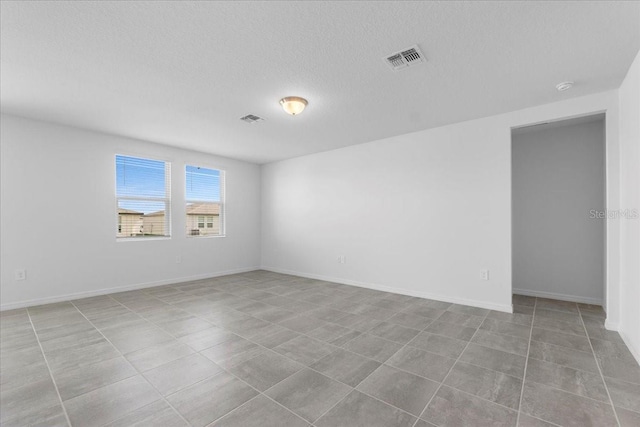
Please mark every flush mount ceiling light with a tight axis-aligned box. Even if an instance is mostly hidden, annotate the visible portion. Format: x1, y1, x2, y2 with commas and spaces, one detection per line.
279, 96, 308, 116
556, 81, 574, 92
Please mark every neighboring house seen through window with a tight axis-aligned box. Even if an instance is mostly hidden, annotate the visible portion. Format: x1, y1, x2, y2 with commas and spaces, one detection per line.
196, 216, 216, 229
116, 155, 171, 238
186, 165, 224, 236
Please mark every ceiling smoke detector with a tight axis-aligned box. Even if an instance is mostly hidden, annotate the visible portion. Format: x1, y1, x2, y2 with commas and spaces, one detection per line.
240, 114, 265, 123
556, 81, 574, 92
384, 45, 426, 71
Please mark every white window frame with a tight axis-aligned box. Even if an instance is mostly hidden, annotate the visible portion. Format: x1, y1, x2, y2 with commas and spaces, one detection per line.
115, 154, 172, 241
185, 165, 225, 238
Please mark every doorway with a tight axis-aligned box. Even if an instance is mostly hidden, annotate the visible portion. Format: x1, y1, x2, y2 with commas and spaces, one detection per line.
511, 114, 606, 306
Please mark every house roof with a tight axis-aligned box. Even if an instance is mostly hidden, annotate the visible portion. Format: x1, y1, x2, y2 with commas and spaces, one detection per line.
187, 203, 220, 215
143, 203, 220, 217
118, 208, 142, 215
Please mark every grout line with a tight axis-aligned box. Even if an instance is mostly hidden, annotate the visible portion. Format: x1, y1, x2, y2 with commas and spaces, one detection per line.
309, 391, 356, 427
528, 337, 597, 356
68, 300, 193, 427
519, 413, 564, 427
515, 295, 537, 426
410, 309, 494, 427
137, 286, 386, 358
201, 322, 419, 424
305, 320, 442, 427
445, 356, 525, 381
136, 278, 537, 424
12, 280, 477, 427
522, 377, 621, 405
199, 394, 263, 427
530, 323, 594, 339
109, 292, 325, 426
423, 382, 523, 414
17, 276, 622, 427
101, 399, 172, 426
351, 315, 451, 427
199, 368, 312, 427
307, 362, 431, 426
121, 280, 458, 424
577, 304, 622, 427
25, 309, 73, 427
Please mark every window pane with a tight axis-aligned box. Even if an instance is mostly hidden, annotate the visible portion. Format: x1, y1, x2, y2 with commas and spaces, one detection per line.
116, 155, 170, 238
186, 165, 223, 237
117, 200, 168, 237
186, 166, 220, 202
116, 155, 168, 198
189, 202, 219, 233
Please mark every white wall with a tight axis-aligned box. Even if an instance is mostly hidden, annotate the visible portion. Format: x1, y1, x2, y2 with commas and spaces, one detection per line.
0, 114, 261, 310
512, 119, 605, 304
618, 50, 640, 362
261, 91, 621, 315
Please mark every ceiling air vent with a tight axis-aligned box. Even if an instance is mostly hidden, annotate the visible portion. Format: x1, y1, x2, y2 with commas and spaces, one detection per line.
384, 45, 426, 71
240, 114, 265, 124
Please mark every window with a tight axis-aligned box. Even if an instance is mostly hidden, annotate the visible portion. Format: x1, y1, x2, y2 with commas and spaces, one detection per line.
196, 216, 215, 229
116, 155, 171, 238
186, 165, 224, 236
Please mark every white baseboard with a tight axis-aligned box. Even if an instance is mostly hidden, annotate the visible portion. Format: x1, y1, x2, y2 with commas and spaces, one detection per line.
513, 288, 603, 306
0, 266, 260, 311
262, 266, 513, 313
599, 321, 640, 366
618, 328, 640, 366
604, 319, 619, 331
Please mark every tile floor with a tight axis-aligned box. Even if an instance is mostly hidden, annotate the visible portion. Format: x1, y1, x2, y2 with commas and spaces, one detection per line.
1, 270, 639, 427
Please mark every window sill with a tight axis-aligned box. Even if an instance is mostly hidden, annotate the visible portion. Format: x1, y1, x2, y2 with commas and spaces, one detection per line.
116, 236, 171, 242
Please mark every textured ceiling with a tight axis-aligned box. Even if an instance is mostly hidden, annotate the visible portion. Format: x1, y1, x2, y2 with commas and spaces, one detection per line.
1, 1, 639, 164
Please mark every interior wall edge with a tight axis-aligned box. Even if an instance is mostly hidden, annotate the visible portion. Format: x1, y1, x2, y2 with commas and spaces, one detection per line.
261, 266, 514, 314
0, 266, 260, 312
604, 319, 620, 331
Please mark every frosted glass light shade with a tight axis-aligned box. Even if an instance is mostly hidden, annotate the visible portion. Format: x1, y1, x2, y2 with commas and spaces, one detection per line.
279, 96, 308, 115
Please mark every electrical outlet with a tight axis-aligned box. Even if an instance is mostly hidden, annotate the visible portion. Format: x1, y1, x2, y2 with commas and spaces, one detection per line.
176, 256, 182, 264
337, 255, 346, 264
15, 269, 26, 281
480, 269, 490, 281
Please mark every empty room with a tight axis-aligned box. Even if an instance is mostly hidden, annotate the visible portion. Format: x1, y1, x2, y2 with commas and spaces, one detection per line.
1, 1, 639, 426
